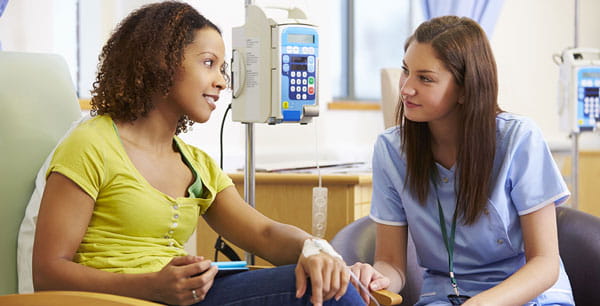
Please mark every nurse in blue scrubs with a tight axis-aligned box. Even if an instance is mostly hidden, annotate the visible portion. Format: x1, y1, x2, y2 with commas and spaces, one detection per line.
351, 16, 574, 305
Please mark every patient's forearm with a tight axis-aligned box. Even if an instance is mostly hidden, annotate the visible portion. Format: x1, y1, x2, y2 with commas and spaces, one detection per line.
251, 221, 311, 265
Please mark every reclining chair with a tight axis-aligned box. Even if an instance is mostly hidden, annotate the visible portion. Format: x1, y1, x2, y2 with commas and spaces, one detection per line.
0, 51, 159, 305
331, 217, 423, 305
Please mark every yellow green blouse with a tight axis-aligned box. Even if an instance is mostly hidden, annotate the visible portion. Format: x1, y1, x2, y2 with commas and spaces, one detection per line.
47, 115, 233, 273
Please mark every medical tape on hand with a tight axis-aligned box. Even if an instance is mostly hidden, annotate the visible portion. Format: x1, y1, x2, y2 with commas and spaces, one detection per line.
349, 270, 381, 306
302, 238, 342, 259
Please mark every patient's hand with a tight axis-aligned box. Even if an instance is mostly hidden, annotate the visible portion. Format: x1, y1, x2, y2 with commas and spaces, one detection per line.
150, 255, 217, 306
349, 262, 391, 303
295, 252, 350, 306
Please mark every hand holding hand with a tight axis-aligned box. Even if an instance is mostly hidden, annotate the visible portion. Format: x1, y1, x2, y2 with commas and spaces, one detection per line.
295, 252, 350, 306
294, 238, 350, 306
150, 255, 217, 305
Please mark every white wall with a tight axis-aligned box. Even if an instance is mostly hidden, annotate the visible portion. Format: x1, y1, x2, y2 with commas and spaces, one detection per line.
493, 0, 600, 149
1, 0, 599, 173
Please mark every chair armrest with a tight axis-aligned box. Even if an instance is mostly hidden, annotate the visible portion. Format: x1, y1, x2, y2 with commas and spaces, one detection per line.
247, 264, 274, 270
371, 289, 403, 305
0, 290, 162, 305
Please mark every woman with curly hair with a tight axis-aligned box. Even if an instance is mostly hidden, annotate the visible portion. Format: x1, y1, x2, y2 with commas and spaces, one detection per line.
31, 2, 365, 305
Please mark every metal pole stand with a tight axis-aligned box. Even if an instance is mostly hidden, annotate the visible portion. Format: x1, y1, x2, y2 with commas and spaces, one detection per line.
244, 122, 255, 265
570, 132, 579, 209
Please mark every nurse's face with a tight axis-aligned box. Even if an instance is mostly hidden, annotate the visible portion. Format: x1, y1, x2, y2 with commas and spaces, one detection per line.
399, 42, 462, 125
168, 28, 227, 123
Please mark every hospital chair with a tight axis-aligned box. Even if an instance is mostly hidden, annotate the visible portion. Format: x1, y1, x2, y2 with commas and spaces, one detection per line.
0, 51, 160, 305
331, 217, 423, 305
331, 207, 600, 305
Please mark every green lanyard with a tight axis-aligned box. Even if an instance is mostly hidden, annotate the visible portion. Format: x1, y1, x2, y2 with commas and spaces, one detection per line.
433, 182, 461, 297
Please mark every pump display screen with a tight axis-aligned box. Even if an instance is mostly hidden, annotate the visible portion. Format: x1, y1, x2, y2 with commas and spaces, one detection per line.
582, 71, 600, 79
292, 57, 307, 63
291, 64, 307, 71
287, 33, 314, 44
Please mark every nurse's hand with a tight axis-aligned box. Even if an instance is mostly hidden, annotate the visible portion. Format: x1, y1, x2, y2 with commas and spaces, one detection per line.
150, 255, 217, 306
349, 262, 391, 304
294, 252, 350, 306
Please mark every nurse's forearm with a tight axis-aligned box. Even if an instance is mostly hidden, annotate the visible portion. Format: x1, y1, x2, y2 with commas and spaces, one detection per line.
467, 255, 559, 305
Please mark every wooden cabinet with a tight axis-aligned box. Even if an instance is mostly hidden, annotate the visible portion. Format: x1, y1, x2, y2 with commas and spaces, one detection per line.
196, 172, 372, 265
555, 151, 600, 217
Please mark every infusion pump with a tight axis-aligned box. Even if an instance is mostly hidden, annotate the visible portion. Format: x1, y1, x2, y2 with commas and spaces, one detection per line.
557, 48, 600, 133
231, 5, 319, 124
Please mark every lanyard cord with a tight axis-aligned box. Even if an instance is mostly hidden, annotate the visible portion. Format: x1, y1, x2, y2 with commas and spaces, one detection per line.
432, 182, 460, 296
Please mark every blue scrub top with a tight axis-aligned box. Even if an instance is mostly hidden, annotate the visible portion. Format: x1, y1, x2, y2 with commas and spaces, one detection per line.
370, 113, 574, 305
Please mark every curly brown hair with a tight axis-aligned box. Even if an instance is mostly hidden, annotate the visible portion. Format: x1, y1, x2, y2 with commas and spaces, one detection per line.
90, 1, 227, 134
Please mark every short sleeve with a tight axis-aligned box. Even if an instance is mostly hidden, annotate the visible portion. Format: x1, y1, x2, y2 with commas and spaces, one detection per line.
508, 120, 570, 215
369, 131, 408, 226
46, 127, 105, 200
202, 152, 234, 194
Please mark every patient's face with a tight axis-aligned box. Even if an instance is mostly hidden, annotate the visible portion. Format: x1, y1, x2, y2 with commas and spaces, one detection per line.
167, 28, 226, 124
399, 42, 461, 125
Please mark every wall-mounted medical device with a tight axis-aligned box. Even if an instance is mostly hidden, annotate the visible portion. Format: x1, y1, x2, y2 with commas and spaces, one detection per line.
557, 48, 600, 133
231, 5, 319, 124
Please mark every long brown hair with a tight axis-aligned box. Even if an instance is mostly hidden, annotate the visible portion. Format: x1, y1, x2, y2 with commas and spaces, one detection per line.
397, 16, 501, 225
90, 1, 226, 134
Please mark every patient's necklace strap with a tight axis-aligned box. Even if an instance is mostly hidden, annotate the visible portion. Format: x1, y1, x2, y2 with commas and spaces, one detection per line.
433, 181, 460, 297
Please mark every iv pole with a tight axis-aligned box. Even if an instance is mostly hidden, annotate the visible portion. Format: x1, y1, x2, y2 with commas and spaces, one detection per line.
243, 0, 256, 265
570, 0, 579, 209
